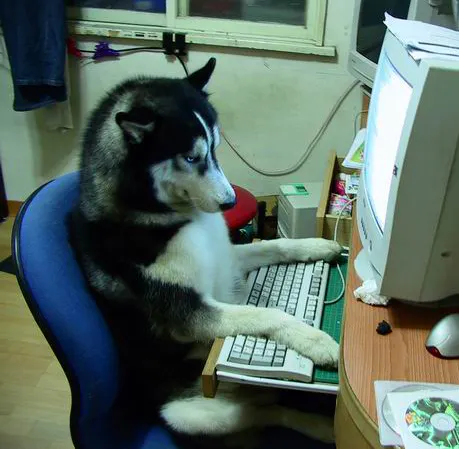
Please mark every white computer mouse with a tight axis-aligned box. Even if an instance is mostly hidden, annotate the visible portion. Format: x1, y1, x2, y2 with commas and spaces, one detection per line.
425, 313, 459, 359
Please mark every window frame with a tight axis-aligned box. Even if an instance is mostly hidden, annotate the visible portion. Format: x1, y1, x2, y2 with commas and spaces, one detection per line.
67, 0, 334, 56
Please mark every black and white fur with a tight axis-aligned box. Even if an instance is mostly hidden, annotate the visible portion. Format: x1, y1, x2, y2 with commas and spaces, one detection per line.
70, 58, 342, 447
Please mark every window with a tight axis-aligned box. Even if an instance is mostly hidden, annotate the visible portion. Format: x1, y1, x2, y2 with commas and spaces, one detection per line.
67, 0, 334, 56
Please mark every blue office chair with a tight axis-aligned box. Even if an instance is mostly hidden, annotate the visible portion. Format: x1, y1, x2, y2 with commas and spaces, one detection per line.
12, 172, 331, 449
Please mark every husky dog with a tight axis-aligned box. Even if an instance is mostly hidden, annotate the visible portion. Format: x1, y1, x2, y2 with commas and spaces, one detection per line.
70, 58, 342, 447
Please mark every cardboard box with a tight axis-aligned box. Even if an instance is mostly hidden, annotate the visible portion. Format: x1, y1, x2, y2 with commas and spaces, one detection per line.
316, 151, 356, 246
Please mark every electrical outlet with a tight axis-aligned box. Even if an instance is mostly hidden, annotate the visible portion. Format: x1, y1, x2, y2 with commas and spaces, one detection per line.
162, 32, 187, 55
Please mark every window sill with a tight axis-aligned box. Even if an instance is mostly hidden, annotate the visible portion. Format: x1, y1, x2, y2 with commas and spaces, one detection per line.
68, 20, 336, 57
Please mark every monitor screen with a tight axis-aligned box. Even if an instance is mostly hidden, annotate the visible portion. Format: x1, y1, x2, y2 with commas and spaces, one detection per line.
364, 51, 413, 231
356, 0, 410, 64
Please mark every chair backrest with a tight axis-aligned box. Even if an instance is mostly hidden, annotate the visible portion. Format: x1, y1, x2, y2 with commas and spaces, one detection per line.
12, 172, 140, 449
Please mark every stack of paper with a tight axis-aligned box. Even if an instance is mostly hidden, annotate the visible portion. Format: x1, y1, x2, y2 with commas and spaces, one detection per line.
343, 128, 365, 170
384, 13, 459, 61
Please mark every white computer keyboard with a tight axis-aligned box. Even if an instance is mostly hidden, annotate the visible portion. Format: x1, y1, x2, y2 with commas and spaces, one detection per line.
216, 260, 330, 383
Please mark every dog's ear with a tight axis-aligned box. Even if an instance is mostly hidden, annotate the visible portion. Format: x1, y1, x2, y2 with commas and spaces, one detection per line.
186, 57, 216, 92
116, 109, 155, 144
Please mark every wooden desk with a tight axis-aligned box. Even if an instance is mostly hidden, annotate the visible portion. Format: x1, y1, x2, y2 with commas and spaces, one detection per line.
335, 219, 459, 449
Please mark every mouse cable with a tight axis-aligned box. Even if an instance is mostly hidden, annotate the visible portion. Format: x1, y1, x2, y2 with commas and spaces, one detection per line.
324, 196, 356, 305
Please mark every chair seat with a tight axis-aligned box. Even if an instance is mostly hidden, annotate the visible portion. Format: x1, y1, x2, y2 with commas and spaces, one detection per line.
223, 185, 258, 231
139, 423, 332, 448
139, 426, 177, 449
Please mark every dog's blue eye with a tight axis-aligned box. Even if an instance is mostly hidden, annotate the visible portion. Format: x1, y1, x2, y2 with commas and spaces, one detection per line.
185, 155, 199, 164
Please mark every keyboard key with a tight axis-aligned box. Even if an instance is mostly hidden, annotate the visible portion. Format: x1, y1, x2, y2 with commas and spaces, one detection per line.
305, 319, 314, 326
277, 344, 287, 351
254, 349, 264, 357
251, 356, 272, 366
268, 300, 277, 307
310, 287, 319, 296
235, 335, 246, 346
273, 357, 285, 367
229, 353, 251, 364
259, 295, 269, 306
265, 349, 275, 357
287, 306, 296, 315
243, 346, 252, 355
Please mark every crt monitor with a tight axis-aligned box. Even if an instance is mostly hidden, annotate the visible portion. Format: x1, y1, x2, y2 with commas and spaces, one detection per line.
356, 29, 459, 304
348, 0, 458, 87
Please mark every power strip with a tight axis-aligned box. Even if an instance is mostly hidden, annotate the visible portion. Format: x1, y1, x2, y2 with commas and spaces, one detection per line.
68, 20, 165, 41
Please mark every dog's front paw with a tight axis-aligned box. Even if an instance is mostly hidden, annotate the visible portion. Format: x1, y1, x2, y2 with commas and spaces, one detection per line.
305, 238, 342, 263
305, 330, 339, 368
294, 238, 342, 262
278, 322, 339, 368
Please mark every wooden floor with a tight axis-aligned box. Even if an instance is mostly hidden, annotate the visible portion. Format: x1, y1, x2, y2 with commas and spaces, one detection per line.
0, 218, 74, 449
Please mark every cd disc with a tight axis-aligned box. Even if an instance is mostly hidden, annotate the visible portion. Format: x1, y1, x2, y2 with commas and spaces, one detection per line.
382, 384, 441, 434
405, 397, 459, 448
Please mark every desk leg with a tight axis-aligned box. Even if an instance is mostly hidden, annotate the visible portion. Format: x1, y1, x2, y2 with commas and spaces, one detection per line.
202, 338, 224, 398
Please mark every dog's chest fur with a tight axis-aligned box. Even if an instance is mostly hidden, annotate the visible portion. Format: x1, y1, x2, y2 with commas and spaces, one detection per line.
146, 212, 241, 304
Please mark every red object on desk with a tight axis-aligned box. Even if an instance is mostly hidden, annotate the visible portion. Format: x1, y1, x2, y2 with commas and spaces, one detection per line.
223, 185, 258, 231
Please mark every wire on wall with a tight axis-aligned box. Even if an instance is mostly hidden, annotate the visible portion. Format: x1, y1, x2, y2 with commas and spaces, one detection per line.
69, 39, 361, 178
221, 80, 360, 177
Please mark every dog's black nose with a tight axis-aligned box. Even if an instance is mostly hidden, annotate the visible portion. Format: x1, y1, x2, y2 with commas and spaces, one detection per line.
219, 199, 237, 211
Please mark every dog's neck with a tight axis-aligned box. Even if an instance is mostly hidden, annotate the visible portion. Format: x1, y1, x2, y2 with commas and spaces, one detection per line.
124, 207, 207, 227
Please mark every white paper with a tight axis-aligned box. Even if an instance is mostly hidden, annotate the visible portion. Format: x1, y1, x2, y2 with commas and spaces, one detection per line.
384, 13, 459, 60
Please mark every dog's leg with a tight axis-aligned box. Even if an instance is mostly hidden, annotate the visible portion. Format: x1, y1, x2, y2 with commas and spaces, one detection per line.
160, 383, 334, 442
189, 298, 339, 367
234, 238, 341, 274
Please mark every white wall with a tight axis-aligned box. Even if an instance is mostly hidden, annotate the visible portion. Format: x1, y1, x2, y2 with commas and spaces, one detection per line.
0, 1, 360, 201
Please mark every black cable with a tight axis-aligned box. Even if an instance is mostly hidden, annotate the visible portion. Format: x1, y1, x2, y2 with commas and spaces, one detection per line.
175, 54, 189, 76
118, 46, 164, 53
75, 44, 189, 77
77, 46, 164, 54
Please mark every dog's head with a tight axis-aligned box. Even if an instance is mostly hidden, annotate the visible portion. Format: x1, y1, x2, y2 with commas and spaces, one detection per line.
112, 58, 236, 215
